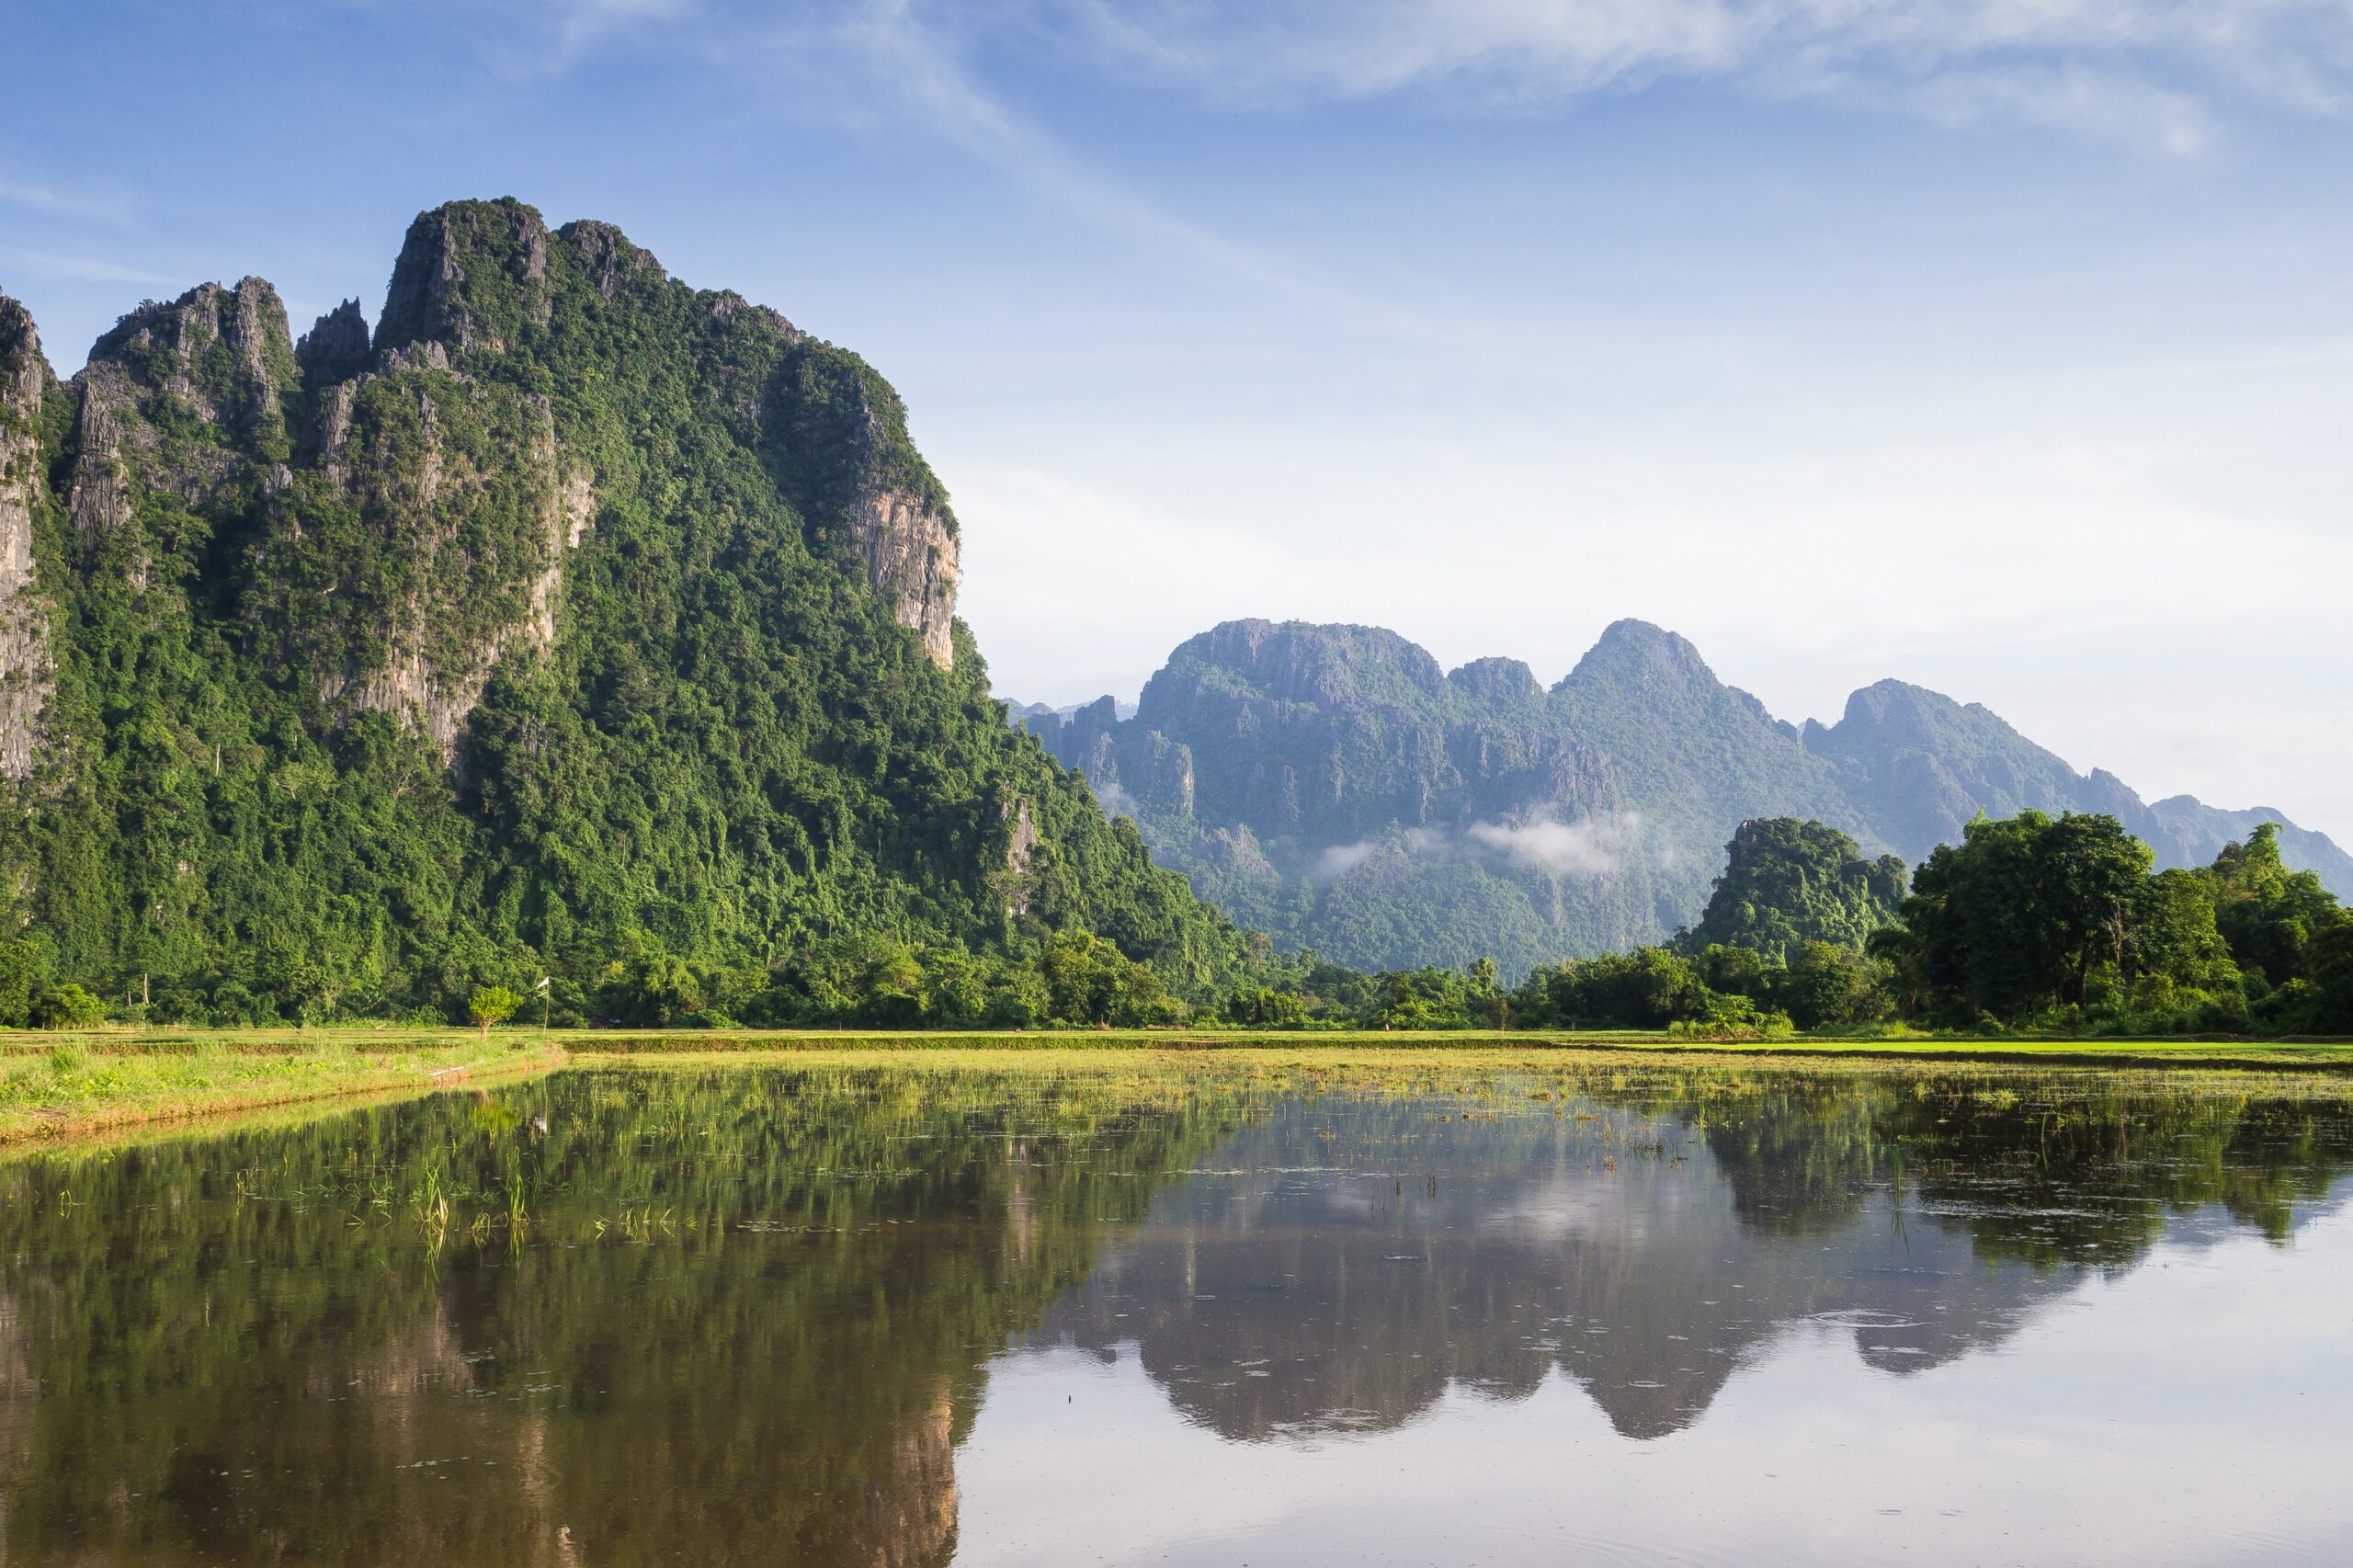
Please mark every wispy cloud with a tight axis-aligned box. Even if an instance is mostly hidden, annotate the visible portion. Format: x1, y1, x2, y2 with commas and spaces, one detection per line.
1, 248, 179, 287
1467, 810, 1643, 879
544, 0, 697, 53
0, 176, 133, 225
1044, 0, 2353, 152
1308, 810, 1643, 882
823, 1, 1400, 314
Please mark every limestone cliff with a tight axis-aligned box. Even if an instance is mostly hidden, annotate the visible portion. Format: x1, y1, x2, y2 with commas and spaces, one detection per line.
1, 199, 1243, 1022
763, 335, 961, 669
0, 297, 51, 779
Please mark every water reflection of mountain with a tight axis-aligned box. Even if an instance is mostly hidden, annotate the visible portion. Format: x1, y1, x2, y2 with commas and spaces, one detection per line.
6, 1063, 2351, 1562
0, 1067, 1245, 1568
1035, 1080, 2353, 1442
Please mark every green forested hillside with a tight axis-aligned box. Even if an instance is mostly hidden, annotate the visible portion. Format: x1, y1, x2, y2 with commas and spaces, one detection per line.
1681, 818, 1907, 964
0, 199, 1248, 1028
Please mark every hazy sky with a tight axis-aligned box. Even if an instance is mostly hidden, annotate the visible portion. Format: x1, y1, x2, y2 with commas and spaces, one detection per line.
6, 1, 2349, 839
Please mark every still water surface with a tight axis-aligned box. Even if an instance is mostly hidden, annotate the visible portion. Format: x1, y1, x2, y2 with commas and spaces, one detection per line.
6, 1057, 2353, 1565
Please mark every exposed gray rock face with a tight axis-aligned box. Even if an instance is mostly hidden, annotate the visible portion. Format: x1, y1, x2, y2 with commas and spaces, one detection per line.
560, 220, 662, 301
0, 296, 51, 779
62, 278, 301, 588
1001, 792, 1040, 914
377, 199, 551, 356
63, 370, 137, 576
296, 299, 371, 390
301, 377, 574, 758
761, 332, 962, 672
850, 488, 958, 669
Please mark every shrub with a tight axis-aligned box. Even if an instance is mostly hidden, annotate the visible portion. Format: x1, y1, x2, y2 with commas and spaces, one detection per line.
29, 983, 105, 1031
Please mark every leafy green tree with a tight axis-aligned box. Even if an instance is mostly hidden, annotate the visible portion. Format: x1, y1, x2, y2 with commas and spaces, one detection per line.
2204, 824, 2344, 987
2307, 921, 2353, 1033
1223, 986, 1309, 1028
1779, 941, 1883, 1029
0, 936, 58, 1029
1881, 811, 2238, 1025
1370, 968, 1472, 1029
468, 985, 523, 1037
1514, 947, 1714, 1029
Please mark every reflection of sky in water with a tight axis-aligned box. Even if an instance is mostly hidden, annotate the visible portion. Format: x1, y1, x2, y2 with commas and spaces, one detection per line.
970, 1098, 2353, 1565
7, 1066, 2350, 1566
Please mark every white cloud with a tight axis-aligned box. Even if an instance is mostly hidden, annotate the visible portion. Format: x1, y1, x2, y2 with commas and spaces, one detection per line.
1046, 0, 2353, 149
1313, 839, 1381, 881
545, 0, 696, 50
1095, 778, 1142, 819
1467, 811, 1643, 879
1303, 812, 1644, 882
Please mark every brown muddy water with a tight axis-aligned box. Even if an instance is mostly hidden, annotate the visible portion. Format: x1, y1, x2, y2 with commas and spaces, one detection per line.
4, 1058, 2351, 1566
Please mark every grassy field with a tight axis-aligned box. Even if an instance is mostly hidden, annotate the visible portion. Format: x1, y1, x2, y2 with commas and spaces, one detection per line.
1, 1032, 563, 1145
5, 1024, 2351, 1147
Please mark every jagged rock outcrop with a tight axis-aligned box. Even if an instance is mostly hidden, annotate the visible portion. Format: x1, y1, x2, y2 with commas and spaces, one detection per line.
0, 296, 51, 779
376, 199, 551, 356
295, 299, 370, 391
59, 278, 301, 589
282, 372, 574, 755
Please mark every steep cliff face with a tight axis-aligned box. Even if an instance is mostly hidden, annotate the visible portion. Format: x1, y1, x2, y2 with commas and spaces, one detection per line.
265, 341, 571, 755
1024, 617, 2351, 975
0, 198, 1239, 1021
762, 335, 961, 668
0, 297, 51, 780
55, 278, 300, 591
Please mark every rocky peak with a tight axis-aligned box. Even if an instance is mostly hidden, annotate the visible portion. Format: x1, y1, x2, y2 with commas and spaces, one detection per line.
558, 220, 663, 301
296, 298, 371, 389
85, 277, 296, 436
1560, 619, 1713, 693
0, 294, 45, 416
1447, 655, 1540, 709
377, 198, 552, 357
1144, 620, 1447, 720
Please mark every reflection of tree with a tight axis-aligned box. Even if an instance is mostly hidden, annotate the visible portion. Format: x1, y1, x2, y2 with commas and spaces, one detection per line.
1042, 1067, 2353, 1443
7, 1061, 2350, 1560
0, 1066, 1245, 1567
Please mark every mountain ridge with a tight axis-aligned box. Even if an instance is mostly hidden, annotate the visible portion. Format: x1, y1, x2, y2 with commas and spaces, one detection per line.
1016, 617, 2349, 976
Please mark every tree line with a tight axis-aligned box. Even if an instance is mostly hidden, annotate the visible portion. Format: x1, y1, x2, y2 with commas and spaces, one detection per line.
6, 811, 2347, 1036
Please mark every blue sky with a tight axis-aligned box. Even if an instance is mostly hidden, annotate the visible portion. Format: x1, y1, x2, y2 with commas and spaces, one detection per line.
6, 1, 2351, 840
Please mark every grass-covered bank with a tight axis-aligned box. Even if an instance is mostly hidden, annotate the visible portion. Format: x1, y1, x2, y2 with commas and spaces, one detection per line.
8, 1024, 2353, 1149
1, 1033, 563, 1145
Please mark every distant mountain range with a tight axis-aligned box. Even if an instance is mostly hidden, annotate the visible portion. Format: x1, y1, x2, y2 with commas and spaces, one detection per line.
1013, 618, 2353, 977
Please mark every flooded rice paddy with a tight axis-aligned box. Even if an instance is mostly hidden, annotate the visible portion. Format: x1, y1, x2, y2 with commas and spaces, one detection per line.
6, 1055, 2353, 1565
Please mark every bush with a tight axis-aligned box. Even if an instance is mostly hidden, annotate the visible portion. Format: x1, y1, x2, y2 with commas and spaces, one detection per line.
29, 983, 106, 1031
